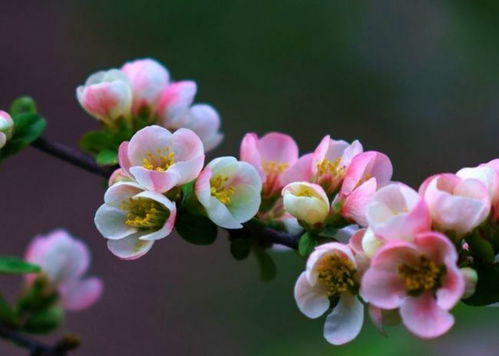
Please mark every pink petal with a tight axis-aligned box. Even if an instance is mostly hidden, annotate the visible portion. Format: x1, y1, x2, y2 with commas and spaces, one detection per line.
281, 153, 314, 185
171, 128, 204, 161
157, 81, 197, 125
127, 125, 173, 166
257, 132, 298, 165
60, 277, 103, 311
129, 167, 180, 193
360, 268, 406, 310
118, 142, 132, 177
341, 177, 377, 226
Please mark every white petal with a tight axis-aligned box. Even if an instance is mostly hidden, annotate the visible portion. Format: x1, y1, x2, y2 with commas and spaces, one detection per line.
323, 293, 364, 345
294, 272, 329, 319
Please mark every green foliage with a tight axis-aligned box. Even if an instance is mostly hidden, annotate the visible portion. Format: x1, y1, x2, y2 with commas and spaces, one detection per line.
298, 232, 316, 257
465, 232, 495, 263
96, 149, 118, 165
230, 239, 252, 260
463, 263, 499, 306
175, 212, 218, 245
22, 306, 64, 334
253, 247, 277, 282
9, 96, 37, 116
0, 295, 17, 327
0, 257, 40, 275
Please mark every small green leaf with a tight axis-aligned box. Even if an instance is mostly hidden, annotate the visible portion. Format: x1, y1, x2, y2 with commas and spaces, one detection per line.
96, 149, 118, 165
12, 113, 47, 144
466, 232, 495, 263
175, 213, 218, 245
22, 306, 64, 334
80, 130, 114, 153
230, 239, 252, 260
0, 257, 40, 274
253, 247, 277, 281
0, 295, 17, 326
463, 263, 499, 306
299, 232, 317, 257
10, 96, 37, 115
319, 225, 338, 238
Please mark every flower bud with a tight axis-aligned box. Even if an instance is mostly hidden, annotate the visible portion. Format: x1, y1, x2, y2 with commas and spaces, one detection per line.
0, 111, 14, 149
460, 267, 478, 299
282, 182, 330, 227
77, 69, 132, 125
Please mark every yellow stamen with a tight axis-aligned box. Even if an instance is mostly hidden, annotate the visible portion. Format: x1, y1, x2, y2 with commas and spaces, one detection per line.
398, 256, 446, 296
142, 147, 175, 171
315, 253, 358, 297
262, 161, 288, 176
210, 175, 235, 205
121, 198, 169, 230
316, 158, 344, 179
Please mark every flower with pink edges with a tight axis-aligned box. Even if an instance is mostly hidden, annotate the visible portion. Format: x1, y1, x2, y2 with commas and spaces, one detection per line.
0, 111, 14, 149
335, 151, 393, 226
366, 182, 431, 242
419, 173, 491, 236
121, 58, 170, 116
94, 182, 177, 260
282, 182, 330, 228
195, 156, 262, 229
25, 230, 103, 311
76, 69, 132, 125
183, 104, 223, 152
118, 125, 205, 193
479, 159, 499, 220
240, 132, 299, 198
294, 242, 364, 345
361, 231, 465, 339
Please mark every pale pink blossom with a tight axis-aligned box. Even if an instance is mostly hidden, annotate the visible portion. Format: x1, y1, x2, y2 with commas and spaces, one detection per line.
76, 69, 132, 124
282, 182, 330, 228
419, 173, 491, 236
95, 182, 177, 260
121, 58, 170, 115
118, 125, 205, 193
195, 156, 262, 229
361, 231, 465, 339
0, 111, 14, 149
241, 132, 299, 198
183, 104, 223, 152
25, 230, 103, 311
157, 81, 197, 129
366, 183, 431, 242
479, 159, 499, 220
336, 151, 393, 226
294, 242, 364, 345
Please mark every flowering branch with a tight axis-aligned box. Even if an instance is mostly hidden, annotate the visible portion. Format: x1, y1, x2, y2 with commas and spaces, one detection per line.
0, 323, 78, 356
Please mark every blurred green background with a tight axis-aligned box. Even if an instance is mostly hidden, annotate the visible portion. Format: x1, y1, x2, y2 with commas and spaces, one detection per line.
2, 0, 499, 355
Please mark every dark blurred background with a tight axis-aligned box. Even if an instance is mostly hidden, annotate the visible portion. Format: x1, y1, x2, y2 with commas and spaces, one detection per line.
2, 1, 499, 355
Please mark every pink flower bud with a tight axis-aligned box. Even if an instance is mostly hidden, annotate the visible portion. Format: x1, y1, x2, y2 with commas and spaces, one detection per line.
0, 111, 14, 149
282, 182, 330, 227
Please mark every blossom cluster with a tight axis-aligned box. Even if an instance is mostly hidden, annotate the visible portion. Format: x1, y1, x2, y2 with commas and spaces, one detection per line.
293, 158, 499, 344
77, 58, 223, 152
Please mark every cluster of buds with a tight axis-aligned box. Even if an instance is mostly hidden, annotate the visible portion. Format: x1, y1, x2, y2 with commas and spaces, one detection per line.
77, 58, 223, 152
95, 125, 262, 259
293, 157, 499, 344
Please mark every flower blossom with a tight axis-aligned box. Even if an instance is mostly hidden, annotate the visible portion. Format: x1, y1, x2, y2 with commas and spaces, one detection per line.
0, 111, 14, 149
118, 125, 205, 193
361, 231, 465, 339
295, 242, 364, 345
240, 132, 299, 198
419, 173, 491, 236
282, 182, 330, 228
95, 182, 177, 260
25, 230, 103, 311
195, 156, 262, 229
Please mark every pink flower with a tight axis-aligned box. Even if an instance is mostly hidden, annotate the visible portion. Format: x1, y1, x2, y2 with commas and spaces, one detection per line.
121, 58, 170, 115
479, 159, 499, 220
311, 136, 363, 193
195, 156, 262, 229
183, 104, 223, 152
157, 81, 197, 129
336, 151, 393, 226
95, 182, 177, 260
240, 132, 299, 198
294, 242, 364, 345
419, 173, 491, 236
361, 231, 465, 339
366, 183, 431, 242
0, 111, 14, 149
76, 69, 132, 124
118, 125, 205, 193
25, 230, 103, 311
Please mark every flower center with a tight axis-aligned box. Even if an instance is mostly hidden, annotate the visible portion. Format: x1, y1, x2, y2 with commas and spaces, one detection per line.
210, 175, 235, 205
262, 161, 288, 176
142, 147, 175, 171
315, 253, 358, 297
398, 256, 446, 296
121, 198, 169, 230
315, 158, 345, 192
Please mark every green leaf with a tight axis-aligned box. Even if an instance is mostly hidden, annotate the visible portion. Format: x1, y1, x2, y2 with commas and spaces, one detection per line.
0, 295, 17, 326
253, 247, 277, 281
463, 264, 499, 306
319, 226, 338, 238
79, 130, 114, 154
175, 213, 218, 245
466, 232, 495, 263
230, 239, 252, 260
10, 96, 37, 115
0, 257, 40, 274
299, 232, 317, 256
12, 113, 47, 144
96, 149, 118, 165
22, 306, 63, 334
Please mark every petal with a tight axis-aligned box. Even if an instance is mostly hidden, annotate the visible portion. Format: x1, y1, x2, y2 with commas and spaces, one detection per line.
103, 181, 143, 205
240, 133, 263, 176
258, 132, 299, 165
324, 293, 364, 345
185, 104, 223, 151
157, 81, 197, 126
94, 205, 136, 240
341, 177, 377, 226
129, 167, 180, 193
118, 141, 132, 176
227, 185, 261, 223
205, 197, 242, 229
281, 153, 314, 185
195, 166, 213, 207
171, 128, 204, 161
127, 125, 173, 166
360, 268, 406, 309
294, 272, 329, 319
400, 293, 454, 339
60, 277, 103, 311
107, 235, 154, 260
168, 155, 205, 185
